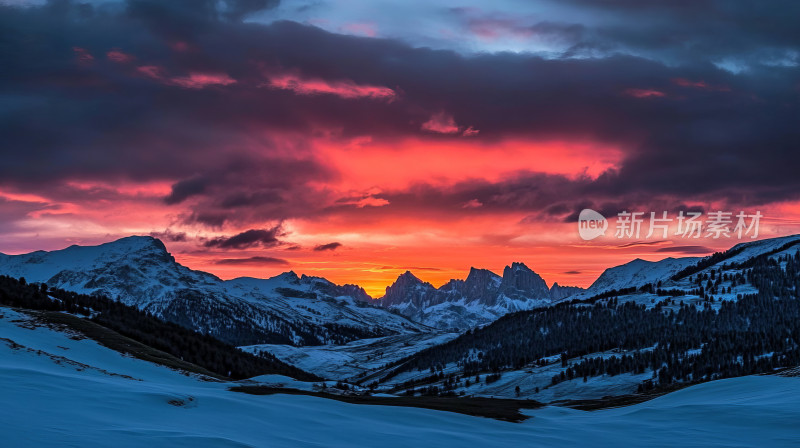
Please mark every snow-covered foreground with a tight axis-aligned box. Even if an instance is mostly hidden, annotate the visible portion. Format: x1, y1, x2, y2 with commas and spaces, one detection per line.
2, 308, 800, 447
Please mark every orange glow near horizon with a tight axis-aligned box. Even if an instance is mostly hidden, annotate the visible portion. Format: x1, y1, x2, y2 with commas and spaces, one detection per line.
3, 136, 800, 299
147, 213, 800, 299
4, 207, 800, 298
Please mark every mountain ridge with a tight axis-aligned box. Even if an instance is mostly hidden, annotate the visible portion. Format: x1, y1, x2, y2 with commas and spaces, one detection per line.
0, 236, 428, 347
5, 234, 800, 341
376, 261, 582, 330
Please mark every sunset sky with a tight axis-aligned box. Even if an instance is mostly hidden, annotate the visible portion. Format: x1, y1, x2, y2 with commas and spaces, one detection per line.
2, 0, 800, 296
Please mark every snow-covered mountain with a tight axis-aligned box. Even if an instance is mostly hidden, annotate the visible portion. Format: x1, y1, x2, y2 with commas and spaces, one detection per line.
5, 233, 798, 352
0, 236, 427, 346
568, 257, 699, 301
378, 263, 582, 330
569, 234, 800, 302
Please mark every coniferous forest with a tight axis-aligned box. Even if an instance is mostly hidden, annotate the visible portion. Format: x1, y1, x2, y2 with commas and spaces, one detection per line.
384, 250, 800, 394
0, 275, 319, 381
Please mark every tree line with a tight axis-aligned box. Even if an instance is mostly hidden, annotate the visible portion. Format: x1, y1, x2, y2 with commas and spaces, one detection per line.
384, 250, 800, 394
0, 275, 319, 381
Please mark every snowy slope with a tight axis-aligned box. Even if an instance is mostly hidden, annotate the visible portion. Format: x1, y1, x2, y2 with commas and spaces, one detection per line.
723, 234, 800, 264
570, 256, 699, 301
2, 308, 800, 447
380, 347, 656, 403
0, 236, 428, 346
572, 235, 800, 302
241, 332, 459, 381
370, 234, 800, 399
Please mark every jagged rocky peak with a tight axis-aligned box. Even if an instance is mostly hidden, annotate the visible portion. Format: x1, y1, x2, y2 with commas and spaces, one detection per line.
300, 273, 330, 286
272, 271, 301, 284
461, 267, 502, 302
335, 284, 373, 303
386, 271, 424, 294
439, 278, 464, 292
465, 267, 502, 287
550, 282, 584, 301
381, 271, 435, 306
499, 262, 550, 299
300, 274, 373, 302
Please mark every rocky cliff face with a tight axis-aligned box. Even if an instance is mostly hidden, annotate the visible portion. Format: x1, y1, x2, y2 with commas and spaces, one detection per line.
549, 282, 584, 301
378, 263, 582, 330
498, 262, 551, 303
381, 271, 437, 308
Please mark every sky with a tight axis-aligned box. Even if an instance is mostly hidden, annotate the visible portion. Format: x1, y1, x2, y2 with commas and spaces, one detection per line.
2, 0, 800, 297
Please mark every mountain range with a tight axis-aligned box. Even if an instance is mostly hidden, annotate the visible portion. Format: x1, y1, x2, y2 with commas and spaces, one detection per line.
377, 263, 582, 330
0, 236, 589, 337
4, 234, 799, 352
367, 233, 800, 401
0, 236, 425, 346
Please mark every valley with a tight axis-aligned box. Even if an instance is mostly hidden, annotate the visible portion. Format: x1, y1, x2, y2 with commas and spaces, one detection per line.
3, 233, 800, 430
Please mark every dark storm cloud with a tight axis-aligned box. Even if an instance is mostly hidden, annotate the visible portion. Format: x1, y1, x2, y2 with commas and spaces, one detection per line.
169, 158, 333, 226
0, 198, 55, 238
1, 0, 799, 225
618, 241, 667, 248
149, 229, 188, 242
365, 174, 713, 223
204, 227, 283, 249
655, 245, 715, 255
222, 0, 281, 20
538, 0, 800, 65
214, 256, 289, 265
313, 242, 342, 251
164, 177, 210, 205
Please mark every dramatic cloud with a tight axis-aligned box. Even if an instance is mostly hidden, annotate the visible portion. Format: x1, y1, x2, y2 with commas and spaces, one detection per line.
149, 229, 188, 242
655, 245, 715, 255
138, 66, 237, 89
625, 88, 666, 98
267, 73, 397, 101
421, 112, 460, 134
314, 242, 342, 252
204, 227, 283, 249
107, 49, 135, 63
165, 177, 210, 205
3, 1, 799, 211
2, 0, 800, 294
215, 256, 290, 266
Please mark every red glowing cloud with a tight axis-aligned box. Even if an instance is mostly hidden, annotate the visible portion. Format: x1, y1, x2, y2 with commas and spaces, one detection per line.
672, 78, 730, 92
5, 2, 800, 299
625, 88, 666, 98
106, 49, 134, 63
72, 47, 94, 64
171, 73, 236, 89
266, 73, 396, 101
137, 66, 236, 89
421, 112, 461, 134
